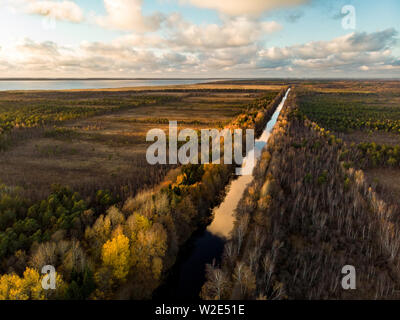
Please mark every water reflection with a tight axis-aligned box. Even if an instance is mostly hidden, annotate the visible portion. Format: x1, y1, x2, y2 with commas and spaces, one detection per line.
207, 88, 291, 239
154, 88, 290, 300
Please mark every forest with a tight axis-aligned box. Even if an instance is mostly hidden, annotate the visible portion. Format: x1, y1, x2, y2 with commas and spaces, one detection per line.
298, 90, 400, 134
0, 84, 285, 299
202, 82, 400, 300
1, 80, 400, 300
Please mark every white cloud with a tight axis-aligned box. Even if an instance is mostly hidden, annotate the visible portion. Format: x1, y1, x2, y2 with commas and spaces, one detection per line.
0, 37, 190, 76
26, 0, 84, 23
201, 46, 260, 70
96, 0, 164, 32
114, 33, 165, 48
17, 38, 60, 56
165, 15, 281, 49
1, 29, 399, 78
98, 13, 282, 51
184, 0, 310, 16
257, 29, 400, 75
258, 29, 398, 62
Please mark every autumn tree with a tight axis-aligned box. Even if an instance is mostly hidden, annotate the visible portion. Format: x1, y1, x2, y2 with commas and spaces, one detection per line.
101, 233, 130, 283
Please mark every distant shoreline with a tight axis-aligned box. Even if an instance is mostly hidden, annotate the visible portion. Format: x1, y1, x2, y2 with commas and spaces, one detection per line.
0, 78, 232, 81
0, 78, 398, 93
0, 77, 399, 81
0, 78, 224, 92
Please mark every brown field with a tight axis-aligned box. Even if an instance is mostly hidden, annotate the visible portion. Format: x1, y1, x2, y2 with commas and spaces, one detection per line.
0, 84, 280, 200
365, 168, 400, 202
58, 83, 284, 92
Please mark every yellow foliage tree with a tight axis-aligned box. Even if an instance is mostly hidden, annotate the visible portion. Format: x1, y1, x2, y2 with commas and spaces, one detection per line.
0, 268, 44, 300
101, 233, 130, 282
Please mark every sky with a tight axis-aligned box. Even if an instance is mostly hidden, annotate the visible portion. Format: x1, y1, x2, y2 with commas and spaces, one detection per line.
0, 0, 399, 78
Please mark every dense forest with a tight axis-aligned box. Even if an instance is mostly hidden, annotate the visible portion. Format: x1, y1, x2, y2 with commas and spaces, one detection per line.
0, 89, 286, 300
202, 90, 400, 299
297, 90, 400, 134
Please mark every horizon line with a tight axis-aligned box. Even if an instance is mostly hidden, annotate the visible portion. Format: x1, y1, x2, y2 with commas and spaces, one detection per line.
0, 77, 399, 81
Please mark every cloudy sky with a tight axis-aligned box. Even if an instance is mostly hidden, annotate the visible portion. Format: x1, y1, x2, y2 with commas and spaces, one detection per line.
0, 0, 399, 78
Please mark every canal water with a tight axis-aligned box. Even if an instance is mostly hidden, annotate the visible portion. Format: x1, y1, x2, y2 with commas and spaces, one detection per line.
155, 88, 291, 300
